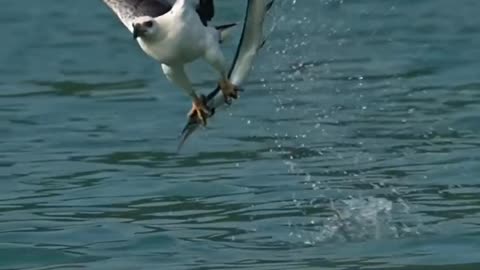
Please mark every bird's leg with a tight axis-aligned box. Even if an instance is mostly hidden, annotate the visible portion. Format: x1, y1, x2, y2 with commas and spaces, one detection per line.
205, 45, 242, 105
161, 64, 211, 125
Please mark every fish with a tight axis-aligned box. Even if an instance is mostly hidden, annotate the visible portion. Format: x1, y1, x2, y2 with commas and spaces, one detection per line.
177, 0, 275, 151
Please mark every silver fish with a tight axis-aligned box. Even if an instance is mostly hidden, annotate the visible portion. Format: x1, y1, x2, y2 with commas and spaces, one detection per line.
178, 0, 275, 151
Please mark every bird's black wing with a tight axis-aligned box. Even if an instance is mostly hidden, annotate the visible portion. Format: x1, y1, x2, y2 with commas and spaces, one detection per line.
103, 0, 173, 31
195, 0, 214, 26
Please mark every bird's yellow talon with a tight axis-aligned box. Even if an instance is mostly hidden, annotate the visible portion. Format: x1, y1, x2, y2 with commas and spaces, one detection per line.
219, 79, 241, 104
188, 95, 210, 126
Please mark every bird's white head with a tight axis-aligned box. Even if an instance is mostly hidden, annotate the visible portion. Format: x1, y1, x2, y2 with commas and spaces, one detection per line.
132, 16, 158, 40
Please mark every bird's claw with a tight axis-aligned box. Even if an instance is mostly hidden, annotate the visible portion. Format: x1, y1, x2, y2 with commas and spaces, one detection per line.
188, 95, 211, 126
219, 79, 242, 105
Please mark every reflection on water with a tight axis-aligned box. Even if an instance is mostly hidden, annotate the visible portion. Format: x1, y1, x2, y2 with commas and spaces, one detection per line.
1, 0, 480, 269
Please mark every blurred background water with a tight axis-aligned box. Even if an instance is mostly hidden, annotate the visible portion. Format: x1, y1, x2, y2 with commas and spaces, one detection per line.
1, 0, 480, 269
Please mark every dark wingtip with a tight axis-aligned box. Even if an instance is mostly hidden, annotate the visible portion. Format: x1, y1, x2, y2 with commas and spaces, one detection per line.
197, 0, 215, 26
259, 39, 267, 50
215, 23, 238, 31
266, 0, 274, 11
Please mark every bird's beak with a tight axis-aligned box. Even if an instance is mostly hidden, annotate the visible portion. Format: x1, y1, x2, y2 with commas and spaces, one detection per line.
132, 24, 144, 40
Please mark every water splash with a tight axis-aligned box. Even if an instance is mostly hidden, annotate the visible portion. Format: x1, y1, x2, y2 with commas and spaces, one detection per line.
283, 158, 421, 246
328, 197, 395, 241
288, 195, 423, 246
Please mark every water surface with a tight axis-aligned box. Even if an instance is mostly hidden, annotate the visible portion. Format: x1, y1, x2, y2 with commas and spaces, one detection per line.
1, 0, 480, 269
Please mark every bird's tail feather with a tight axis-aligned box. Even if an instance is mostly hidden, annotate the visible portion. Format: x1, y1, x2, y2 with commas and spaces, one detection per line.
216, 23, 238, 43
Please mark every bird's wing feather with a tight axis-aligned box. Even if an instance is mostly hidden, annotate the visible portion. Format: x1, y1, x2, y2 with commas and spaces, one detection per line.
102, 0, 173, 31
195, 0, 214, 26
103, 0, 216, 30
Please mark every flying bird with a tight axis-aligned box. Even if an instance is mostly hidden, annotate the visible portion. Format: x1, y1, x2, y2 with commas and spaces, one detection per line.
102, 0, 239, 125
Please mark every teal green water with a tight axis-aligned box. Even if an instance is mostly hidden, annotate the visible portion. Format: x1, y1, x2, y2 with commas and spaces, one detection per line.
2, 0, 480, 269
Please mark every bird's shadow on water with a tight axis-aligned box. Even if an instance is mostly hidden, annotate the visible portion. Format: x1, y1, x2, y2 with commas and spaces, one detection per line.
0, 79, 149, 98
79, 148, 263, 169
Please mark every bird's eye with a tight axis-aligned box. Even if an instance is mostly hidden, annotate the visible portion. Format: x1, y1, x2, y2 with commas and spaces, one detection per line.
144, 21, 153, 28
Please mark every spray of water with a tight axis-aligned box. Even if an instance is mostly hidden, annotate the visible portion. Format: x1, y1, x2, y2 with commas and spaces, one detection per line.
259, 0, 424, 245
